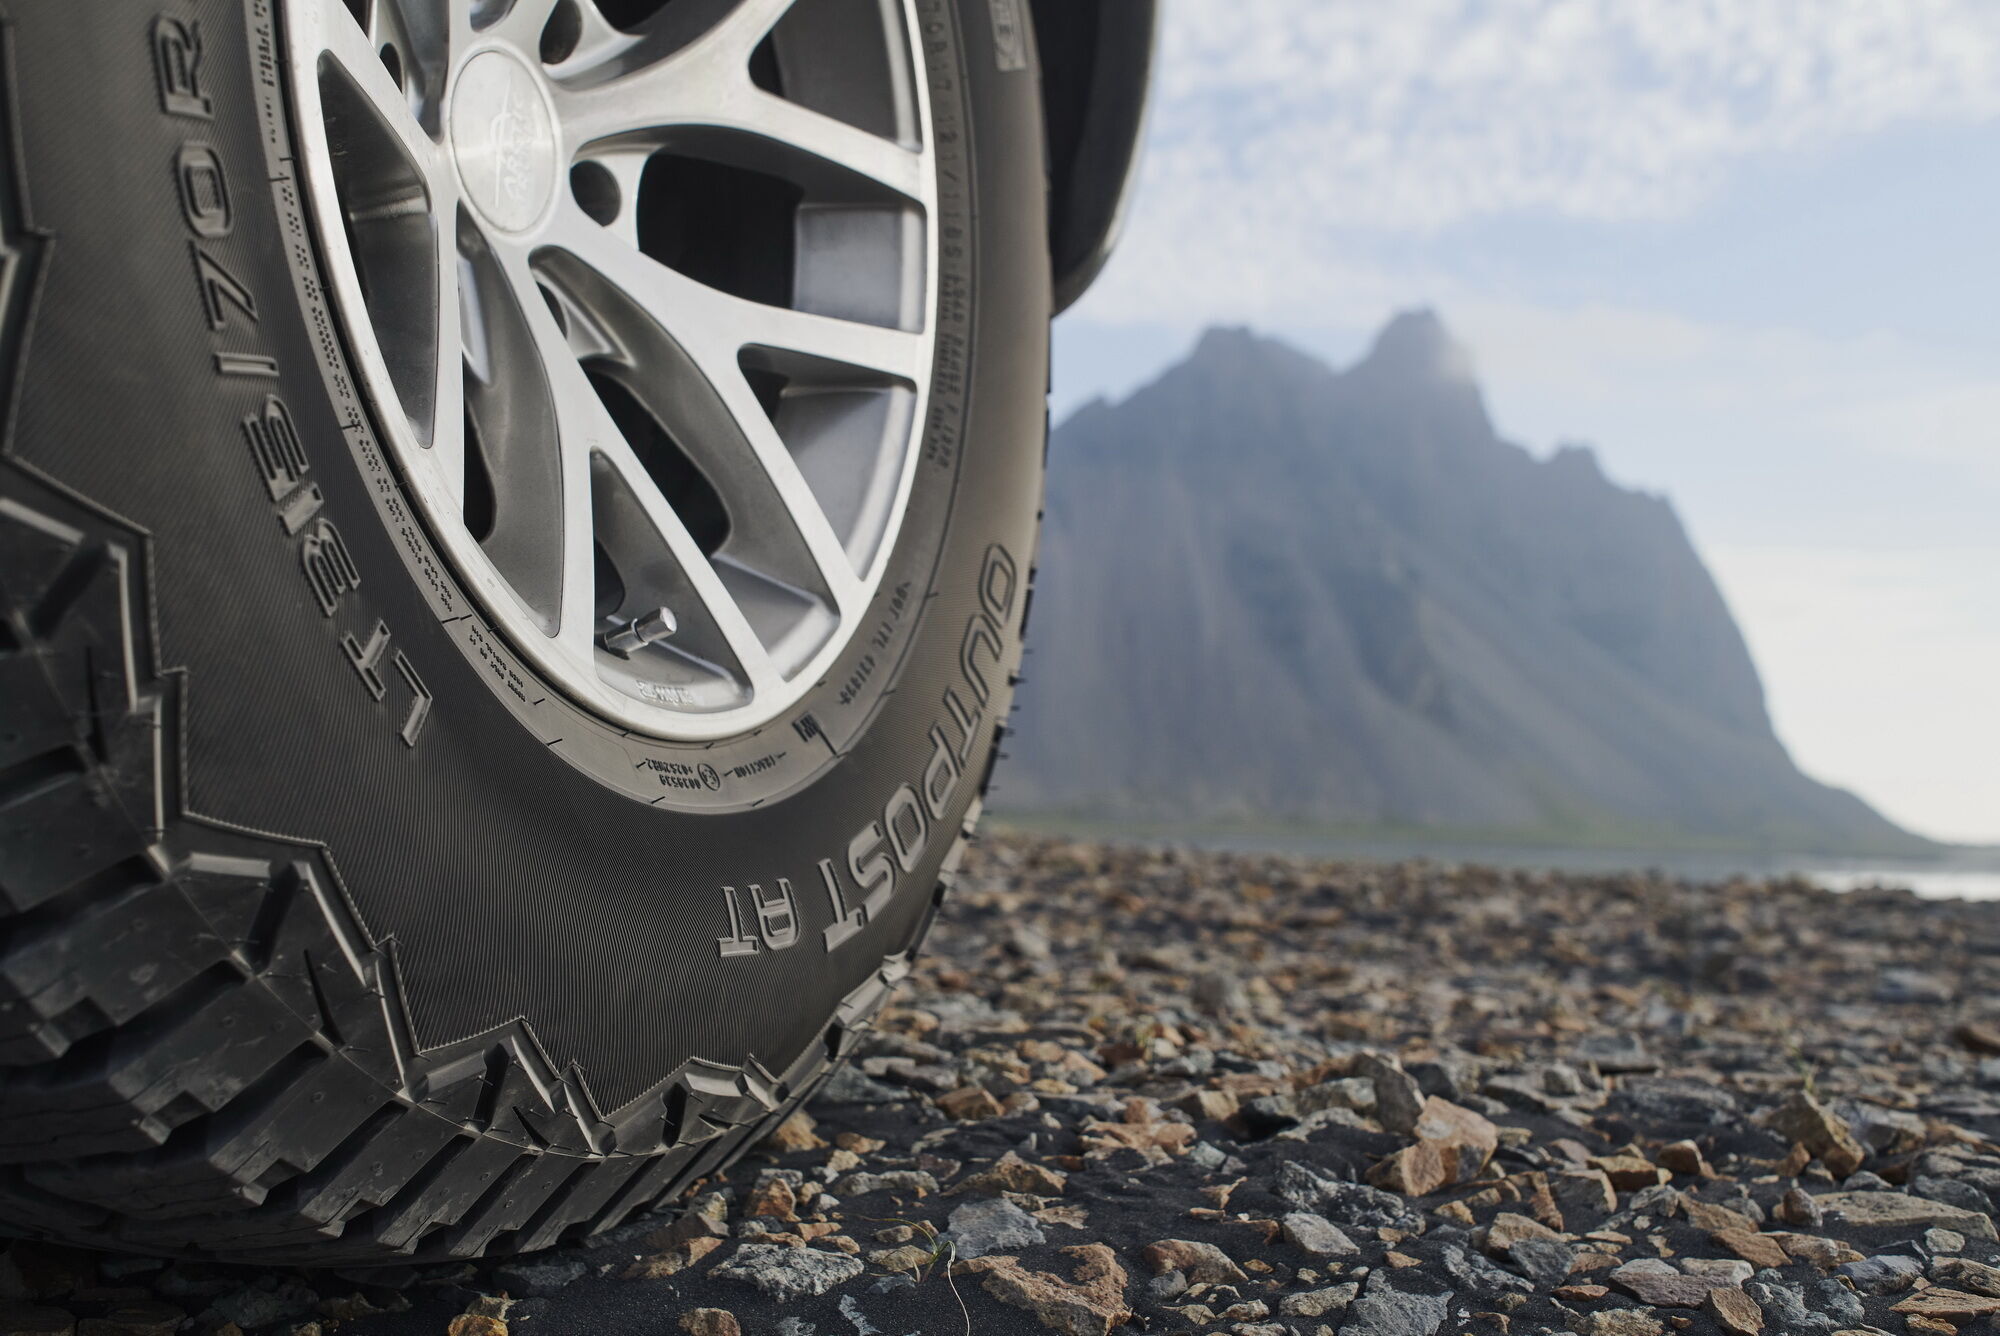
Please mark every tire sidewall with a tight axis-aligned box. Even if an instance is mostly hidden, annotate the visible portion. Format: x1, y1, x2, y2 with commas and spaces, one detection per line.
1, 0, 1048, 1116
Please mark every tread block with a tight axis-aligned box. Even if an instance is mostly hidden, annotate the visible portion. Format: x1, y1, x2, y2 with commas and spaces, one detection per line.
0, 865, 231, 1058
0, 767, 148, 914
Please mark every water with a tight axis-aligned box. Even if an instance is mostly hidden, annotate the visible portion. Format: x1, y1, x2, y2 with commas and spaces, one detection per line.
1148, 830, 2000, 901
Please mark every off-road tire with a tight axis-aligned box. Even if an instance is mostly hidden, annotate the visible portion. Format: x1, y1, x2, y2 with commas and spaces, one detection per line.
0, 0, 1047, 1264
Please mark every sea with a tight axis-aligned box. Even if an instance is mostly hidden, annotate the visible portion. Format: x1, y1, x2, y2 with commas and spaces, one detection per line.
1157, 832, 2000, 902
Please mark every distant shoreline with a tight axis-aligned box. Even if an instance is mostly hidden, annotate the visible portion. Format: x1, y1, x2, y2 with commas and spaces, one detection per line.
987, 809, 2000, 896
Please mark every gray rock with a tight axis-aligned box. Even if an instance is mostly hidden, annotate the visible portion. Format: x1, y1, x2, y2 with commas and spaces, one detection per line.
1193, 972, 1251, 1015
1281, 1284, 1359, 1319
1186, 1141, 1228, 1170
1145, 1270, 1189, 1303
830, 1170, 941, 1199
1277, 1162, 1421, 1232
1440, 1243, 1530, 1296
1281, 1212, 1359, 1258
1911, 1174, 1994, 1217
492, 1257, 586, 1298
943, 1198, 1044, 1259
1509, 1237, 1576, 1287
1744, 1278, 1834, 1334
1875, 969, 1952, 1003
1835, 1254, 1922, 1295
1340, 1276, 1451, 1336
838, 1294, 881, 1335
1926, 1227, 1967, 1254
866, 1274, 915, 1294
714, 1244, 865, 1302
1838, 1171, 1893, 1191
816, 1066, 914, 1105
1803, 1276, 1865, 1325
1606, 1076, 1738, 1126
1572, 1033, 1659, 1074
776, 1321, 819, 1336
211, 1283, 319, 1330
1815, 1190, 1998, 1239
1356, 1053, 1425, 1135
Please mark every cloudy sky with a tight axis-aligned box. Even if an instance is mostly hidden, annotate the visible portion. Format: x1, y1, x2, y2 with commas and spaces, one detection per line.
1052, 0, 2000, 846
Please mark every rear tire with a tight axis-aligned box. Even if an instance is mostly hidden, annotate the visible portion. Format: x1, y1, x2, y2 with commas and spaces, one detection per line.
0, 0, 1047, 1264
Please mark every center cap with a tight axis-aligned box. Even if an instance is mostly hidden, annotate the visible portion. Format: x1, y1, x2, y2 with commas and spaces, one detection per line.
450, 49, 559, 233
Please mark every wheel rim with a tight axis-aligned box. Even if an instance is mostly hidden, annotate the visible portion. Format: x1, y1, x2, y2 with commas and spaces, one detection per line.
283, 0, 939, 740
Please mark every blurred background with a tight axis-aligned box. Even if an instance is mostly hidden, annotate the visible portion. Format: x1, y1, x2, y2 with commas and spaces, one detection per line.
992, 1, 2000, 895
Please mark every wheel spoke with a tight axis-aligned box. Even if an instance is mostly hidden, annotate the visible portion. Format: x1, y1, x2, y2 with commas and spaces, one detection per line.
287, 0, 936, 735
483, 231, 782, 691
314, 1, 450, 192
537, 202, 897, 606
550, 3, 925, 202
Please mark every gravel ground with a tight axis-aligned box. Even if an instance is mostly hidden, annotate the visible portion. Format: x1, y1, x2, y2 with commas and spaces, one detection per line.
9, 833, 2000, 1336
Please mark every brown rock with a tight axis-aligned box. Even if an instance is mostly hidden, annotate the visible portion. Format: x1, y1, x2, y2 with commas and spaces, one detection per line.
1710, 1228, 1789, 1271
1367, 1096, 1499, 1195
1433, 1201, 1476, 1226
1766, 1092, 1866, 1178
937, 1086, 1005, 1121
1140, 1239, 1245, 1284
1581, 1313, 1665, 1336
1610, 1260, 1728, 1308
1893, 1289, 2000, 1318
1413, 1096, 1500, 1162
763, 1111, 826, 1153
1702, 1286, 1763, 1336
1555, 1284, 1610, 1301
1077, 1109, 1194, 1163
620, 1235, 723, 1279
1656, 1141, 1710, 1178
643, 1211, 728, 1251
1955, 1020, 2000, 1054
1933, 1257, 2000, 1297
678, 1311, 741, 1336
446, 1318, 507, 1336
1813, 1191, 1998, 1241
1904, 1316, 1959, 1336
871, 1245, 936, 1275
745, 1176, 797, 1221
1683, 1200, 1756, 1235
1367, 1142, 1454, 1196
950, 1151, 1069, 1197
835, 1132, 885, 1153
1175, 1089, 1240, 1122
1771, 1234, 1861, 1267
1590, 1155, 1670, 1191
1519, 1171, 1565, 1231
1483, 1212, 1563, 1257
1385, 1251, 1422, 1268
971, 1244, 1131, 1336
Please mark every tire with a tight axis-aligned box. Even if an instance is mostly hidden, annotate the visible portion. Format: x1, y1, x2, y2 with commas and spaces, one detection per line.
0, 0, 1047, 1265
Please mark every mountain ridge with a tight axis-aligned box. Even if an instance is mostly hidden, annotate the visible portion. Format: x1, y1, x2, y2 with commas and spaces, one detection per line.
998, 314, 1924, 856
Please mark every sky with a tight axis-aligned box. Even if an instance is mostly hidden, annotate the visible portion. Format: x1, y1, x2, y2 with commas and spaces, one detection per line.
1052, 0, 2000, 846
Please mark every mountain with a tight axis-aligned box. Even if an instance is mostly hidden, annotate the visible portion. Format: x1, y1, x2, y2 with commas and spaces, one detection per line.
997, 313, 1923, 854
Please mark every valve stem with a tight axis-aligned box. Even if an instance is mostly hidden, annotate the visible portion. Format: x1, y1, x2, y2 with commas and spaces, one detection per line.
600, 607, 677, 658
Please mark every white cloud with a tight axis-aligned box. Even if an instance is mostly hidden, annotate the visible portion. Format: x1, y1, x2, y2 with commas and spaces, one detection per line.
1084, 0, 2000, 326
1710, 544, 2000, 844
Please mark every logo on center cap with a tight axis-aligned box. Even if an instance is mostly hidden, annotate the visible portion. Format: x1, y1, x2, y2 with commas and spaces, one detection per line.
450, 49, 557, 233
